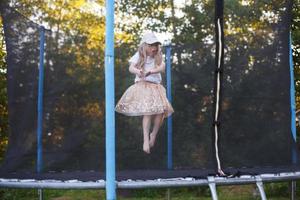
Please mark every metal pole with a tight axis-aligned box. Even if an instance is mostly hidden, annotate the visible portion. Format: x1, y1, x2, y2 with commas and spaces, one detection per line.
166, 45, 172, 170
290, 181, 296, 200
37, 25, 45, 174
255, 176, 267, 200
37, 26, 45, 200
289, 32, 297, 200
289, 32, 297, 143
105, 0, 116, 199
38, 189, 43, 200
166, 188, 171, 200
207, 176, 218, 200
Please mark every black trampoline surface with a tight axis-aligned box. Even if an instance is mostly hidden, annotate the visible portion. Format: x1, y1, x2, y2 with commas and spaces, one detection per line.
0, 166, 299, 182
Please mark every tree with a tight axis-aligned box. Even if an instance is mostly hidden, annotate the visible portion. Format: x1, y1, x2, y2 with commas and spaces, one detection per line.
0, 17, 8, 161
292, 0, 300, 110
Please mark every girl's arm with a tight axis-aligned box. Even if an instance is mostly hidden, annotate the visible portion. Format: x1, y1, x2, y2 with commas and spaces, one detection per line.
146, 62, 165, 76
129, 63, 143, 77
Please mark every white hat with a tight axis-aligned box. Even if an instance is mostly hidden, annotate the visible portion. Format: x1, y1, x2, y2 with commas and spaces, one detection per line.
140, 32, 161, 45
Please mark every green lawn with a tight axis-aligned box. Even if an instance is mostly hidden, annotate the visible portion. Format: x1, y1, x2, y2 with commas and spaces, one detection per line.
0, 182, 297, 200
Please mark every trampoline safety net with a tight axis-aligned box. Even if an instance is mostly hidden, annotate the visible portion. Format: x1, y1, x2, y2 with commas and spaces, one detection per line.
0, 0, 299, 182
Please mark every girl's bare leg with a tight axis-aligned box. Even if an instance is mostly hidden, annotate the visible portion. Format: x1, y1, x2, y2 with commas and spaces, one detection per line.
149, 114, 164, 147
142, 115, 152, 153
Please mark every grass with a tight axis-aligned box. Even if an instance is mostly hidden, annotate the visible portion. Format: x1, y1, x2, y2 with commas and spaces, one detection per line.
0, 181, 297, 200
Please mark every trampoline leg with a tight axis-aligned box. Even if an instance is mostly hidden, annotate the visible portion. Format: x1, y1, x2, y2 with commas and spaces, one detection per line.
255, 176, 267, 200
166, 188, 171, 200
207, 176, 218, 200
38, 189, 43, 200
290, 181, 296, 200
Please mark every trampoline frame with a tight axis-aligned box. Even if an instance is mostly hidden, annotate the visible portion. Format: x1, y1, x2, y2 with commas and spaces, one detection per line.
0, 171, 300, 189
0, 172, 299, 200
0, 172, 299, 189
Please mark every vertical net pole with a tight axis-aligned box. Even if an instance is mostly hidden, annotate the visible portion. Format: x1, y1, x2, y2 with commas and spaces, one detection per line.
166, 45, 173, 170
37, 25, 45, 200
289, 32, 297, 200
105, 0, 116, 199
37, 26, 45, 174
289, 33, 297, 142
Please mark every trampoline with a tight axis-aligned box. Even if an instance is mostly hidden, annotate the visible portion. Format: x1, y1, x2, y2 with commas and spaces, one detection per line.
0, 0, 299, 199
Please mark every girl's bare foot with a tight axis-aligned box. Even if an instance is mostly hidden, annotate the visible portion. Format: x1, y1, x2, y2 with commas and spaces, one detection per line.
149, 133, 156, 148
143, 141, 150, 154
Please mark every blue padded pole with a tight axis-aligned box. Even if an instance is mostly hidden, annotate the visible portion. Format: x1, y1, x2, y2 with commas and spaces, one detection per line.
166, 46, 173, 169
105, 0, 116, 199
289, 33, 296, 141
289, 33, 298, 166
37, 26, 45, 173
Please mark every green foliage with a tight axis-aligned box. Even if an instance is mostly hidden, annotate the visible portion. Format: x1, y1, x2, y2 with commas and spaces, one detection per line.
264, 182, 289, 197
0, 16, 8, 161
292, 0, 300, 109
0, 188, 105, 200
0, 182, 298, 199
116, 0, 170, 37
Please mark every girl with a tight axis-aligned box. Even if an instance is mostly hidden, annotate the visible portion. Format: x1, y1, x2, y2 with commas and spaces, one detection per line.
115, 32, 174, 154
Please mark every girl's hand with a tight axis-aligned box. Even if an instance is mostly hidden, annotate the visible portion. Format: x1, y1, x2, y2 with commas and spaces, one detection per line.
145, 70, 152, 77
137, 69, 144, 78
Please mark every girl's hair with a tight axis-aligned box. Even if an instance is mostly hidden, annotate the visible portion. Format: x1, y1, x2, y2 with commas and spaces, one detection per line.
135, 43, 162, 70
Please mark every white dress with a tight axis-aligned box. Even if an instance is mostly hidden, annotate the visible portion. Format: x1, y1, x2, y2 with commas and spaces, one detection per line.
115, 52, 174, 117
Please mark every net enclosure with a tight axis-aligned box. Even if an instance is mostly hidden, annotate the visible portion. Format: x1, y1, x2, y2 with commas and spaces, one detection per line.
0, 0, 299, 182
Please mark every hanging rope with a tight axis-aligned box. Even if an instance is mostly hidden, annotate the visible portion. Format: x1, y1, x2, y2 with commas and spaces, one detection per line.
214, 18, 224, 175
213, 0, 225, 176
